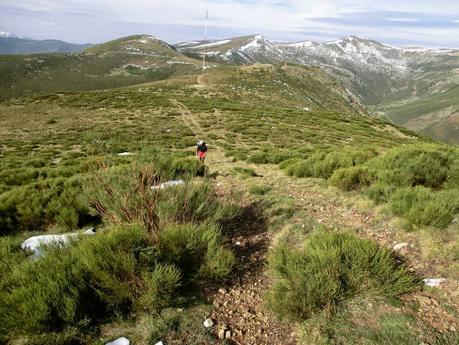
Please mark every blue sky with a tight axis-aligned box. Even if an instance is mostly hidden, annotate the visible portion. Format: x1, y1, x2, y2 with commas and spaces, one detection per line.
1, 0, 459, 47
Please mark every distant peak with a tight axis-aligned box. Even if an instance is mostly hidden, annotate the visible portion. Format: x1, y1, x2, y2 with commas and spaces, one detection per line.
139, 34, 161, 41
327, 35, 370, 45
250, 34, 268, 42
0, 31, 19, 38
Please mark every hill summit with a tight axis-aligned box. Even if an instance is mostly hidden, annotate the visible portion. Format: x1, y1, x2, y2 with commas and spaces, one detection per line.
85, 34, 182, 57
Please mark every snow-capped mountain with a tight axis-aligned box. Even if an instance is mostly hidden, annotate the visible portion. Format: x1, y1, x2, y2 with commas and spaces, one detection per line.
177, 35, 285, 64
177, 34, 459, 143
177, 34, 458, 101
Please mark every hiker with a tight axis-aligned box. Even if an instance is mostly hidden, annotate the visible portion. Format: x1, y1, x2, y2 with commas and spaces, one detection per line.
196, 140, 208, 163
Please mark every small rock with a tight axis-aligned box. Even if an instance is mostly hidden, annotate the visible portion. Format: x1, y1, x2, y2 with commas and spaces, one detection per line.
106, 337, 130, 345
225, 330, 232, 339
204, 318, 214, 328
154, 342, 164, 345
418, 296, 432, 305
423, 278, 446, 287
218, 328, 226, 339
218, 288, 227, 294
393, 242, 409, 251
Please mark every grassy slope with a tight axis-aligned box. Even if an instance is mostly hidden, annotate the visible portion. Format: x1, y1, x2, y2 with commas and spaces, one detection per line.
375, 84, 459, 145
0, 35, 204, 100
1, 65, 458, 344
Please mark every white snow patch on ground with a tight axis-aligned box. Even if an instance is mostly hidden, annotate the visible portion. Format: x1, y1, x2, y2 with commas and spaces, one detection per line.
21, 228, 96, 259
117, 152, 134, 156
392, 242, 409, 251
124, 64, 149, 70
166, 60, 195, 65
423, 278, 446, 287
151, 179, 185, 190
106, 337, 130, 345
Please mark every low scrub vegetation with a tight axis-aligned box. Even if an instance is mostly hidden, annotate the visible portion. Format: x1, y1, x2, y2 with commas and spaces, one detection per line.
281, 144, 459, 228
266, 230, 418, 321
0, 154, 239, 342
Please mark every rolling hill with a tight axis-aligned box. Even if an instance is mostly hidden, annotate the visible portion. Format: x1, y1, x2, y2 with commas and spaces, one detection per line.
1, 32, 457, 143
0, 34, 204, 100
0, 31, 92, 54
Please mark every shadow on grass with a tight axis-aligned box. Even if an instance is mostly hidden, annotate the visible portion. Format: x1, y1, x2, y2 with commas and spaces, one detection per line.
218, 203, 269, 284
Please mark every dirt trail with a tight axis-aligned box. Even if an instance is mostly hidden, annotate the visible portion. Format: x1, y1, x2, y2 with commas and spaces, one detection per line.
172, 98, 296, 344
173, 99, 459, 343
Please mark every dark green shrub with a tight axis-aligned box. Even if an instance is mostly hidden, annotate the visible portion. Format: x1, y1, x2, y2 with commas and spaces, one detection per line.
306, 149, 378, 179
24, 159, 47, 168
279, 158, 303, 170
247, 151, 270, 164
389, 187, 459, 228
170, 157, 207, 178
19, 327, 89, 345
0, 177, 90, 234
330, 166, 374, 191
0, 225, 147, 333
266, 231, 417, 321
138, 264, 182, 311
366, 182, 397, 204
137, 149, 207, 179
367, 145, 454, 189
156, 180, 240, 225
0, 168, 43, 186
248, 184, 272, 195
158, 223, 234, 281
233, 166, 258, 177
300, 308, 420, 345
328, 145, 459, 228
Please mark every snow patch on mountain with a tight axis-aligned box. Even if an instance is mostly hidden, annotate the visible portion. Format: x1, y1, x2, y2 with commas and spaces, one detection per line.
192, 39, 231, 49
0, 31, 19, 38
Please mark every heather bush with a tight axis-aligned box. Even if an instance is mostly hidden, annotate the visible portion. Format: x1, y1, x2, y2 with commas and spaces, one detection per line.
266, 231, 417, 321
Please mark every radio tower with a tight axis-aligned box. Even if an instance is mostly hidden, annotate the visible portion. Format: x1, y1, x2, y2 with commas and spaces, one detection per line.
202, 0, 208, 72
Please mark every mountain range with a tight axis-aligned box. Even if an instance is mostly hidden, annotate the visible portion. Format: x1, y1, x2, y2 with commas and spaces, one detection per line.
0, 31, 92, 54
177, 34, 459, 144
1, 32, 458, 143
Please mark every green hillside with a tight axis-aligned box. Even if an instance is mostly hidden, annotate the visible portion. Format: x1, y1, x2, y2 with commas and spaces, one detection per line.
0, 35, 204, 100
375, 84, 459, 144
1, 64, 458, 345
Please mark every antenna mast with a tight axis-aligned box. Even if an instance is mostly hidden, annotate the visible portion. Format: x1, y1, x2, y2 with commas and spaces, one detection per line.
202, 0, 208, 72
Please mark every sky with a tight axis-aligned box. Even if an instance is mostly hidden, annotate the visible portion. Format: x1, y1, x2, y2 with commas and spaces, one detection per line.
1, 0, 459, 48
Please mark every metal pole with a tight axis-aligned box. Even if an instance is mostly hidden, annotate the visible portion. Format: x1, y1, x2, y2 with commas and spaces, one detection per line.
202, 0, 208, 72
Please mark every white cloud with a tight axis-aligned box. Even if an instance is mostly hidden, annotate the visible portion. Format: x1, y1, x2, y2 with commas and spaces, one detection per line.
386, 18, 419, 22
40, 21, 56, 26
2, 0, 459, 47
